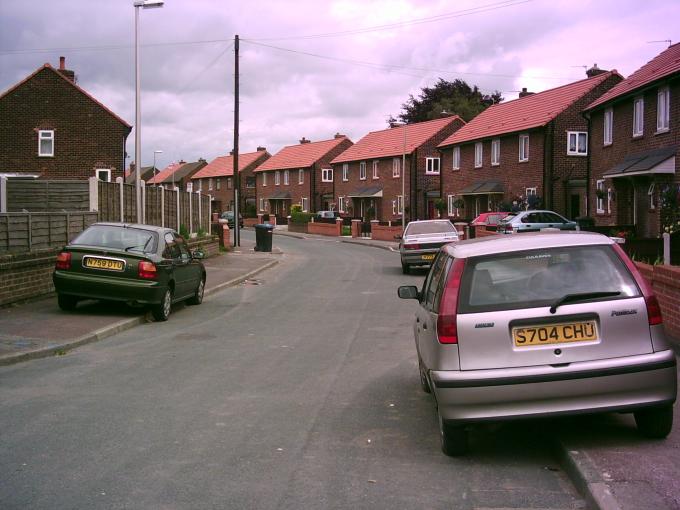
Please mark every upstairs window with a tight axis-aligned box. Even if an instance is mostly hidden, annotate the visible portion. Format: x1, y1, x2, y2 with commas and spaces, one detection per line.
227, 177, 233, 189
567, 131, 588, 155
491, 139, 500, 166
283, 170, 289, 185
604, 108, 613, 146
372, 161, 379, 179
322, 168, 333, 182
208, 178, 213, 190
452, 147, 460, 170
519, 134, 529, 162
474, 142, 483, 168
95, 169, 111, 182
246, 176, 256, 188
392, 158, 401, 178
342, 164, 349, 181
359, 161, 367, 180
216, 178, 221, 190
657, 87, 670, 132
38, 130, 54, 157
426, 157, 440, 174
262, 173, 267, 186
633, 96, 644, 137
298, 169, 304, 185
275, 171, 281, 186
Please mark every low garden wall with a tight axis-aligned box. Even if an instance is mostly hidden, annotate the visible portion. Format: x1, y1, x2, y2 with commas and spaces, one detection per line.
371, 224, 402, 242
288, 222, 308, 234
244, 218, 259, 228
308, 221, 341, 236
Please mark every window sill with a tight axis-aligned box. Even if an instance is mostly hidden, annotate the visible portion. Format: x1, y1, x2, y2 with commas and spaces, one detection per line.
566, 153, 588, 157
474, 166, 483, 169
452, 168, 460, 171
425, 172, 440, 176
38, 155, 54, 158
518, 159, 529, 163
655, 128, 670, 135
632, 134, 644, 140
491, 163, 500, 167
603, 142, 612, 148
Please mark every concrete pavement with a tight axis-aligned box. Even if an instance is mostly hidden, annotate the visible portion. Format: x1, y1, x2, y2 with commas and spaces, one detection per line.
0, 237, 279, 366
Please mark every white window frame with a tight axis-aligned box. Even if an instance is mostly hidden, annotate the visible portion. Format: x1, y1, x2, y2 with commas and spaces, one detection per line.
196, 180, 201, 192
525, 187, 537, 197
596, 180, 605, 213
95, 169, 111, 182
648, 183, 656, 210
491, 139, 500, 166
519, 134, 529, 162
38, 130, 54, 157
607, 187, 612, 214
187, 182, 194, 192
359, 161, 367, 180
633, 96, 644, 137
322, 168, 333, 182
208, 177, 213, 190
392, 199, 397, 216
259, 198, 265, 211
342, 164, 349, 182
216, 178, 221, 190
604, 107, 613, 146
284, 170, 289, 185
474, 142, 483, 168
396, 195, 404, 215
657, 87, 670, 133
227, 177, 233, 189
567, 131, 588, 156
262, 172, 267, 186
372, 161, 379, 179
425, 157, 440, 175
452, 147, 460, 170
447, 194, 460, 217
301, 197, 309, 212
298, 169, 304, 185
392, 158, 400, 178
275, 171, 281, 186
338, 196, 346, 213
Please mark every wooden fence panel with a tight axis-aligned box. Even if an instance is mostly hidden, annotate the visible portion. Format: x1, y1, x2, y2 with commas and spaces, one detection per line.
0, 212, 98, 253
7, 180, 89, 212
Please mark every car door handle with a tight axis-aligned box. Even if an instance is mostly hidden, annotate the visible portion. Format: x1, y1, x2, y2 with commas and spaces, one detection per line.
422, 323, 428, 330
416, 317, 420, 323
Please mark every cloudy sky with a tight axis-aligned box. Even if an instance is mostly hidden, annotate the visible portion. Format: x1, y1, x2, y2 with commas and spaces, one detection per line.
1, 0, 678, 170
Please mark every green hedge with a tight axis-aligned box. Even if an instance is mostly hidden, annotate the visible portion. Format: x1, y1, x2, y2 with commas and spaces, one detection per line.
291, 211, 314, 224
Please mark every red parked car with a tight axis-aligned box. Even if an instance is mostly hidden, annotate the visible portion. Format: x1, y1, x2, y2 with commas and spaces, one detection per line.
470, 212, 510, 227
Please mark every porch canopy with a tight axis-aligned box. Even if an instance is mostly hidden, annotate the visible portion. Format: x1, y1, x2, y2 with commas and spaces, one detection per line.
347, 186, 383, 198
459, 180, 504, 195
267, 191, 291, 200
603, 147, 677, 179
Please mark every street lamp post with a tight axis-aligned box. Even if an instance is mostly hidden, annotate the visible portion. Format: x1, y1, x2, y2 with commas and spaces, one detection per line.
134, 0, 164, 224
153, 150, 163, 185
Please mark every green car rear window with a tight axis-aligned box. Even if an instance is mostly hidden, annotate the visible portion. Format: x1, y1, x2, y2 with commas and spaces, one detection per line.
458, 245, 640, 313
72, 225, 158, 254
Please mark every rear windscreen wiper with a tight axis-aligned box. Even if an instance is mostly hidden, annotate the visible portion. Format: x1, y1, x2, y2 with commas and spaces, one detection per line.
549, 291, 621, 314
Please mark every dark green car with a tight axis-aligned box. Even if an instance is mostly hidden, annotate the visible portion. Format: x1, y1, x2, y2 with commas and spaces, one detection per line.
53, 223, 206, 321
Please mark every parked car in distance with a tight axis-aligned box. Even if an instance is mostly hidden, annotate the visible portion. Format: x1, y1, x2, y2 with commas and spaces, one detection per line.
498, 210, 577, 234
53, 223, 206, 321
471, 211, 510, 228
398, 231, 676, 456
315, 210, 340, 220
220, 211, 243, 229
398, 219, 460, 274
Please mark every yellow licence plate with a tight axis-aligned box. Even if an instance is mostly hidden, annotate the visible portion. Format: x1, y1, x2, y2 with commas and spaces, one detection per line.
513, 320, 597, 347
421, 254, 435, 261
84, 257, 125, 271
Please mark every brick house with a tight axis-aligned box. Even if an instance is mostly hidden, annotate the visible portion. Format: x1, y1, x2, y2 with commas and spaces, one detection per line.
147, 159, 207, 191
0, 57, 131, 180
438, 70, 623, 221
253, 135, 353, 221
584, 44, 680, 238
190, 148, 270, 215
330, 116, 465, 222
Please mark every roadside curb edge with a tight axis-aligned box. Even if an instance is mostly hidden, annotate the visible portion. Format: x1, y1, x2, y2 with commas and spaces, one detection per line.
203, 259, 279, 298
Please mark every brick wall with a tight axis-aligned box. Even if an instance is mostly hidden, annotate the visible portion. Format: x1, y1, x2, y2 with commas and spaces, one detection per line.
635, 262, 680, 338
308, 221, 341, 236
371, 224, 402, 242
0, 66, 131, 180
314, 137, 353, 211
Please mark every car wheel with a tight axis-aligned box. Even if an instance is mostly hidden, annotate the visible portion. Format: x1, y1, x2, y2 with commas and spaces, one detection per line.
438, 411, 468, 456
57, 294, 78, 311
402, 262, 409, 274
188, 277, 205, 305
419, 357, 431, 394
634, 405, 673, 439
152, 289, 172, 322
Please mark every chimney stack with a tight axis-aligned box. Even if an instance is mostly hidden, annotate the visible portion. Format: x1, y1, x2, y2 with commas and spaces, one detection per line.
586, 63, 607, 78
256, 146, 266, 151
57, 56, 76, 82
299, 137, 311, 144
334, 133, 345, 139
519, 87, 534, 98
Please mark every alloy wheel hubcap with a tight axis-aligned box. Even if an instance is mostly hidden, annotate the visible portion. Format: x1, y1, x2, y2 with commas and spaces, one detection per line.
198, 280, 204, 300
163, 291, 171, 316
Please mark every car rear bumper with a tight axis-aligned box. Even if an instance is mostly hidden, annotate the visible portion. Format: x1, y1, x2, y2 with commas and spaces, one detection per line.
431, 349, 677, 423
53, 271, 166, 305
401, 249, 440, 266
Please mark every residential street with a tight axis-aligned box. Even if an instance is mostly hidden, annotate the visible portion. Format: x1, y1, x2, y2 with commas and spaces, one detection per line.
0, 232, 586, 509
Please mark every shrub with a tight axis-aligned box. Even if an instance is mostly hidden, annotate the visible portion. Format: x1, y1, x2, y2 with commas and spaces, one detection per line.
290, 204, 302, 214
291, 211, 313, 224
179, 224, 189, 238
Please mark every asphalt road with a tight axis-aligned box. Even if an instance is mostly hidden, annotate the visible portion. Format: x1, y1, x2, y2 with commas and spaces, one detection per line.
0, 231, 585, 510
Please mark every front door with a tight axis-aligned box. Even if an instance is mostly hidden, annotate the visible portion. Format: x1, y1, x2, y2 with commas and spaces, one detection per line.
427, 200, 435, 219
569, 193, 581, 219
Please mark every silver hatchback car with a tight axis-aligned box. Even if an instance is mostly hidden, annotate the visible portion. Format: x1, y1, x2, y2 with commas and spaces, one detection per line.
398, 232, 676, 456
498, 210, 578, 234
398, 220, 460, 274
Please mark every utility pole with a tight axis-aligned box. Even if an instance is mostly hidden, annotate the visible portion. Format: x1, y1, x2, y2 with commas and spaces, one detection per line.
233, 34, 240, 247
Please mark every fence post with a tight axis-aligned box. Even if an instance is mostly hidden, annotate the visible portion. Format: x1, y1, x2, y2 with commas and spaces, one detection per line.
141, 180, 146, 225
189, 191, 193, 234
161, 187, 165, 227
0, 176, 7, 213
117, 177, 124, 223
88, 176, 99, 212
663, 232, 671, 265
197, 191, 202, 231
28, 213, 32, 251
176, 187, 180, 231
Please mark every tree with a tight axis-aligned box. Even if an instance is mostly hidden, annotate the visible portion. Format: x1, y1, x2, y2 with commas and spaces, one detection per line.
389, 78, 502, 125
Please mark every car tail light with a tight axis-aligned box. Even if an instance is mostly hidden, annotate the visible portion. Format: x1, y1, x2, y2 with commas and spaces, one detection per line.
612, 243, 662, 326
437, 258, 466, 344
55, 252, 71, 270
404, 243, 420, 250
503, 223, 514, 234
138, 260, 158, 280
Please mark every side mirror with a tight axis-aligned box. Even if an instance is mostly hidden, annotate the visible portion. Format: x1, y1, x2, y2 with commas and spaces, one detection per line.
398, 285, 420, 300
191, 249, 205, 260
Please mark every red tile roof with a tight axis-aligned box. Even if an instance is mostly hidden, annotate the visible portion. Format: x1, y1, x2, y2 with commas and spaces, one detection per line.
147, 162, 184, 184
439, 71, 621, 147
587, 43, 680, 111
191, 150, 269, 179
0, 64, 132, 129
254, 137, 350, 172
331, 116, 463, 164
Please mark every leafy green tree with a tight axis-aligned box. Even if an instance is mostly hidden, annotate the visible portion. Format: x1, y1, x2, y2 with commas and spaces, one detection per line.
389, 78, 502, 124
